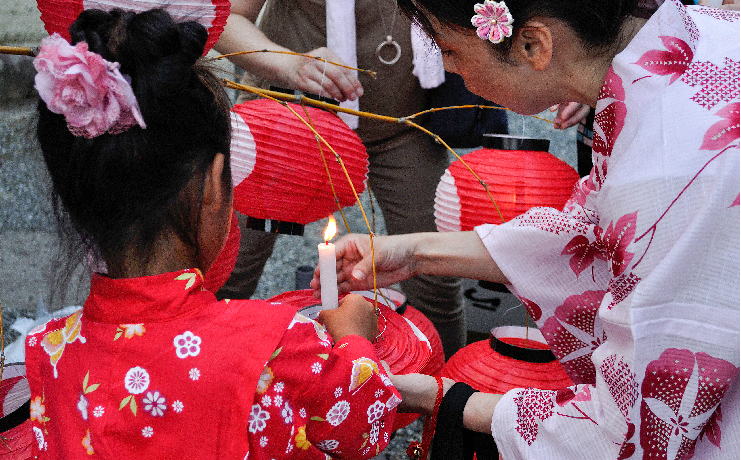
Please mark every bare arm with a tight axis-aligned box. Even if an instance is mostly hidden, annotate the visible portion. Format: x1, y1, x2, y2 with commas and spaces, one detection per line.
214, 0, 363, 101
311, 231, 508, 296
391, 373, 502, 434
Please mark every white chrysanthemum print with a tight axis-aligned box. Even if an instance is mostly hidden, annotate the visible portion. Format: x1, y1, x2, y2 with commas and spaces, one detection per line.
33, 426, 45, 451
370, 421, 380, 444
174, 331, 202, 358
93, 406, 104, 418
28, 336, 37, 347
315, 439, 339, 451
334, 387, 342, 398
367, 400, 385, 424
281, 401, 293, 424
375, 389, 384, 398
77, 394, 88, 420
274, 382, 284, 392
273, 395, 283, 407
142, 390, 167, 417
189, 368, 200, 381
142, 426, 154, 437
299, 408, 307, 418
326, 400, 351, 426
311, 362, 322, 374
260, 436, 268, 447
172, 400, 184, 413
249, 404, 270, 433
261, 395, 272, 407
124, 367, 150, 394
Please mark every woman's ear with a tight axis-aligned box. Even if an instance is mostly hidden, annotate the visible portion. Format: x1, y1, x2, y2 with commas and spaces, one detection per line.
512, 20, 553, 71
202, 153, 229, 214
198, 153, 232, 272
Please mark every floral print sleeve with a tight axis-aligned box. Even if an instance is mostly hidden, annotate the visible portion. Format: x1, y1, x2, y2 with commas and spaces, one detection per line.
247, 314, 399, 459
479, 3, 739, 460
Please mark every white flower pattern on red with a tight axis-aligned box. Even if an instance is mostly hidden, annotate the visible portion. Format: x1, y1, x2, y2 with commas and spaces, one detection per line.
173, 331, 201, 358
142, 391, 167, 417
249, 404, 270, 433
366, 400, 385, 424
326, 401, 350, 426
124, 367, 150, 394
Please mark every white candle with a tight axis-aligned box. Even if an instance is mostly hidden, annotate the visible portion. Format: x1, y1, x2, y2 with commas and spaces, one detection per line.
318, 216, 338, 310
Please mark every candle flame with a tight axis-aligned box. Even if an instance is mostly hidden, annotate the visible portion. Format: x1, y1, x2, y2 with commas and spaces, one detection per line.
324, 216, 337, 242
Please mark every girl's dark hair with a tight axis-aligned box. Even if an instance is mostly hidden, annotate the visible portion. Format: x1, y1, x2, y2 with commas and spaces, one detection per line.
37, 8, 232, 282
399, 0, 640, 56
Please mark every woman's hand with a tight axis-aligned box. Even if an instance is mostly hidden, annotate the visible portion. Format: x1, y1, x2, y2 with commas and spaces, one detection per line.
550, 102, 591, 130
275, 47, 364, 102
317, 294, 379, 342
311, 234, 419, 296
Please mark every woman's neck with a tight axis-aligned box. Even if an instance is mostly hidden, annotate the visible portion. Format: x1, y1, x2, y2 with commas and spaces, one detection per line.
580, 16, 648, 106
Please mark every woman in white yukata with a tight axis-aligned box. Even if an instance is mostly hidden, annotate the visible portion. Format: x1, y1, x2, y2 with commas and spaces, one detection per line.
311, 0, 740, 459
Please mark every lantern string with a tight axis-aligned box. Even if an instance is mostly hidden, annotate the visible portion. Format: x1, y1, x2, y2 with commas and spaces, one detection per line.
212, 50, 378, 79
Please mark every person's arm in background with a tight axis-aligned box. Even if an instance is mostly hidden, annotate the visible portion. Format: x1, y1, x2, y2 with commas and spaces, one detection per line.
213, 0, 363, 102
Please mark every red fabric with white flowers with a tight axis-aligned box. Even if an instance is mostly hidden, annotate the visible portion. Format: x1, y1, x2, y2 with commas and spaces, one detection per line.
25, 268, 399, 459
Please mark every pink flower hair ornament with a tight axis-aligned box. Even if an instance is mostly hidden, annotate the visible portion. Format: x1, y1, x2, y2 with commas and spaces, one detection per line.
33, 33, 146, 139
471, 0, 514, 44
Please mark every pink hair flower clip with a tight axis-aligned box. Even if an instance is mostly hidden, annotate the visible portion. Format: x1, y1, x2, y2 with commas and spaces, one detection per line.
471, 0, 514, 44
33, 33, 146, 139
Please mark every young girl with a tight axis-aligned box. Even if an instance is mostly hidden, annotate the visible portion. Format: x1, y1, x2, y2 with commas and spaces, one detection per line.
26, 8, 399, 459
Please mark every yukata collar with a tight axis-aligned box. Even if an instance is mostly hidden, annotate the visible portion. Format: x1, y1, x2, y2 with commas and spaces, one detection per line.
83, 268, 215, 324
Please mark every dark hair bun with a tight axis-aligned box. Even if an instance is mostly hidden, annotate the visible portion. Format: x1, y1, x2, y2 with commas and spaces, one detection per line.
69, 9, 207, 88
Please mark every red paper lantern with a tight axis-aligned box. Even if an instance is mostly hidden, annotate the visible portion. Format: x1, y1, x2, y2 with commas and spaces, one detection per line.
203, 210, 240, 293
36, 0, 230, 54
348, 289, 445, 430
435, 136, 580, 231
266, 289, 431, 374
442, 326, 573, 394
230, 99, 368, 225
0, 363, 33, 459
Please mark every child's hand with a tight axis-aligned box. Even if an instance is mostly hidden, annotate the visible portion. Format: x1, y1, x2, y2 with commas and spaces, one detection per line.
317, 294, 379, 343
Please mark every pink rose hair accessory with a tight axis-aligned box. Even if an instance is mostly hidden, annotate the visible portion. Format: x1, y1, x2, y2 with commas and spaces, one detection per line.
471, 0, 514, 44
33, 33, 146, 139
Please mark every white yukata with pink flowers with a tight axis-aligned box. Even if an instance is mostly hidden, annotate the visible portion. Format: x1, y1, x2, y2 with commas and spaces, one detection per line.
475, 2, 739, 459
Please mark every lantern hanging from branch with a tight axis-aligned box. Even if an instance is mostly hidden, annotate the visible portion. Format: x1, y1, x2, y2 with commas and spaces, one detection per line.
231, 99, 369, 226
36, 0, 230, 54
435, 135, 580, 231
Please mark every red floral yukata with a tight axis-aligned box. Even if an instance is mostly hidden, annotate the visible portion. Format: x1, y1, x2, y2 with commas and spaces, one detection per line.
25, 268, 400, 459
475, 2, 739, 459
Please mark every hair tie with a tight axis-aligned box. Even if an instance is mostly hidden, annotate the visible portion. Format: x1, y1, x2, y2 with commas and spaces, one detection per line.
33, 33, 146, 139
471, 0, 514, 44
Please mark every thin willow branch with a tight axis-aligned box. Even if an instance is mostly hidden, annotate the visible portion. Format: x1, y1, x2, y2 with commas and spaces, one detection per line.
225, 79, 507, 223
0, 45, 37, 56
213, 49, 377, 78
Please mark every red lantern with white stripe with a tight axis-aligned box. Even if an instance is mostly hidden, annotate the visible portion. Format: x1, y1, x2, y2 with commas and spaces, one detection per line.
230, 99, 369, 225
435, 135, 580, 231
36, 0, 229, 54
